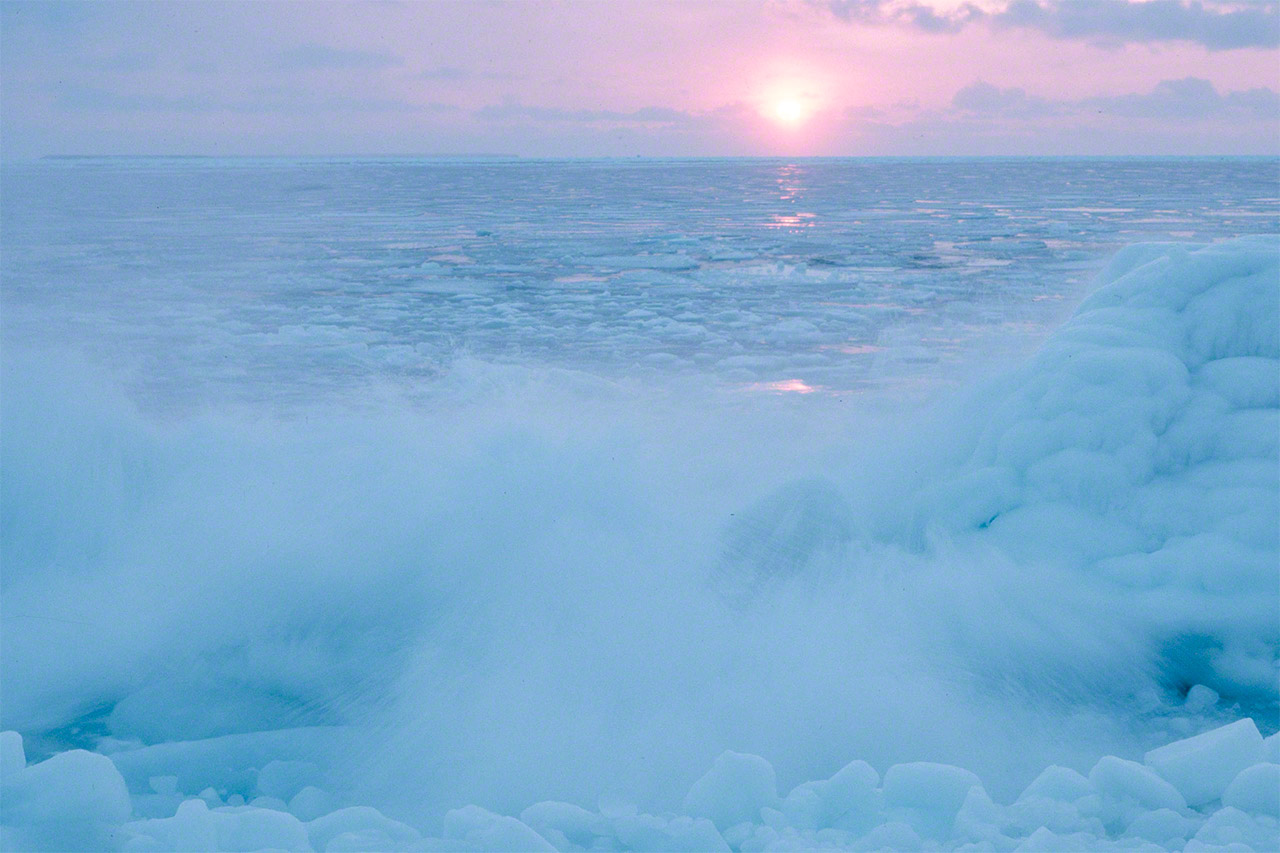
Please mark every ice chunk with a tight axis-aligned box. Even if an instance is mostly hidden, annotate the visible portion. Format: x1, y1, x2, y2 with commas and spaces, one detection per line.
1144, 718, 1265, 806
249, 796, 288, 811
0, 731, 25, 778
1016, 765, 1093, 803
307, 806, 420, 851
682, 750, 778, 830
1014, 825, 1101, 851
519, 801, 609, 849
1089, 756, 1186, 812
780, 759, 880, 833
148, 775, 178, 797
614, 812, 731, 852
123, 798, 311, 852
1221, 763, 1280, 817
324, 829, 397, 851
1192, 805, 1280, 850
218, 806, 311, 852
2, 749, 131, 825
951, 785, 1010, 846
882, 762, 983, 840
124, 799, 217, 852
1264, 733, 1279, 764
288, 785, 333, 821
442, 805, 555, 852
851, 821, 922, 852
1124, 808, 1196, 845
1184, 684, 1221, 712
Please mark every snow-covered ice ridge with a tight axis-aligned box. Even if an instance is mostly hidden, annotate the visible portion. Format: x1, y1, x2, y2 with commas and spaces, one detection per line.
2, 719, 1278, 851
2, 235, 1277, 851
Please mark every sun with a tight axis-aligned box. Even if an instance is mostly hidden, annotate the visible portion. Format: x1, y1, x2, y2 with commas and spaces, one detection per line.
754, 62, 829, 132
770, 96, 809, 128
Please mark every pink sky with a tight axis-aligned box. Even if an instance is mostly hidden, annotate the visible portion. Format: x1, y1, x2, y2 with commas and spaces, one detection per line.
2, 0, 1277, 157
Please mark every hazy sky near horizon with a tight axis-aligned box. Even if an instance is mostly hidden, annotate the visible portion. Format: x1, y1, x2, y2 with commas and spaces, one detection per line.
2, 0, 1278, 158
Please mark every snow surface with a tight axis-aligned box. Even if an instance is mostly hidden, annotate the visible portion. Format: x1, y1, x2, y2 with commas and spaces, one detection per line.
1, 160, 1278, 851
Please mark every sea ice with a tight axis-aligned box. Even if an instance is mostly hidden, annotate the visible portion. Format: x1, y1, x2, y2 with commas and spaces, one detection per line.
1143, 718, 1265, 807
681, 751, 779, 831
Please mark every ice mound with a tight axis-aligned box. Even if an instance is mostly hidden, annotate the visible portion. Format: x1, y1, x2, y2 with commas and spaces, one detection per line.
4, 723, 1280, 851
907, 236, 1279, 700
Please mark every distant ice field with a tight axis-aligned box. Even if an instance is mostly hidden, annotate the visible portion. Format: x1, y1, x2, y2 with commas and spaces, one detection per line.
3, 157, 1277, 408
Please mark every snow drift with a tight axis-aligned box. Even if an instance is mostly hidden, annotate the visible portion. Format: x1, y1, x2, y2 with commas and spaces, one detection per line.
1, 236, 1277, 851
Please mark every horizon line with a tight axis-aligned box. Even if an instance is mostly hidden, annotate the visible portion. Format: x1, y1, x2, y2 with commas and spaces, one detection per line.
19, 152, 1280, 163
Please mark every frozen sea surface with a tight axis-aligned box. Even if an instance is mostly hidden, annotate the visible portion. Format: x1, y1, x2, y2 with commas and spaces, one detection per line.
1, 158, 1277, 851
3, 157, 1277, 408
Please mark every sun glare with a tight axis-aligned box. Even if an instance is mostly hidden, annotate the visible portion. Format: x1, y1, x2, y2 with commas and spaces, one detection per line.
771, 96, 809, 128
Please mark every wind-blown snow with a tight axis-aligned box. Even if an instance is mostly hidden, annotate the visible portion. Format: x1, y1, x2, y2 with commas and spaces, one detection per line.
1, 158, 1277, 852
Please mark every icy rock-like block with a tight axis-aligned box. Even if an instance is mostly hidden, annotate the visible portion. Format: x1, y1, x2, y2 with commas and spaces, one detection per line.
1221, 763, 1280, 817
219, 805, 312, 852
1014, 826, 1101, 852
951, 784, 1010, 846
1016, 765, 1093, 803
1089, 756, 1186, 812
519, 800, 610, 849
307, 806, 420, 852
851, 821, 922, 852
1124, 808, 1196, 846
1192, 806, 1280, 851
616, 813, 730, 852
682, 750, 778, 830
1144, 718, 1265, 807
780, 759, 880, 833
249, 795, 289, 811
288, 785, 333, 821
124, 799, 310, 853
325, 829, 399, 851
1184, 684, 1220, 712
148, 775, 178, 797
882, 762, 983, 840
0, 731, 25, 778
1264, 733, 1279, 764
2, 748, 132, 825
442, 804, 555, 852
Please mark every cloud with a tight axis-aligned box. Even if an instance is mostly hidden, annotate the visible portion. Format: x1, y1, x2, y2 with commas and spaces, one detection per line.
414, 66, 516, 83
416, 66, 472, 81
823, 0, 1280, 50
1086, 76, 1280, 119
50, 83, 443, 115
475, 103, 697, 125
951, 76, 1280, 121
273, 42, 403, 71
951, 81, 1060, 117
